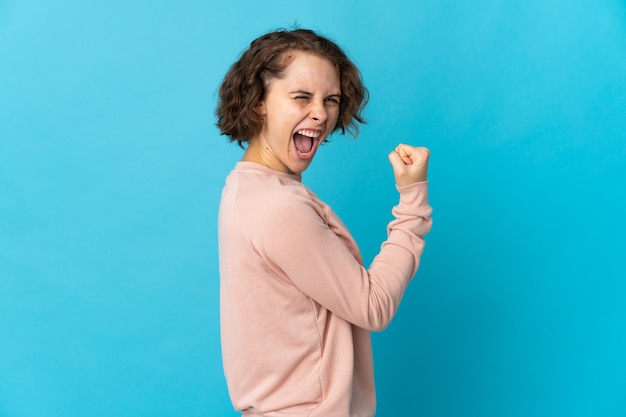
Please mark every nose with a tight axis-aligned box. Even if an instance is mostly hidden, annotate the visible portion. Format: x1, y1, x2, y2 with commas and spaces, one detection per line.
309, 100, 327, 123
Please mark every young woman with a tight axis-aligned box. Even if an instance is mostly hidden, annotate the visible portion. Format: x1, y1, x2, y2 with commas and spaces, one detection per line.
216, 28, 432, 417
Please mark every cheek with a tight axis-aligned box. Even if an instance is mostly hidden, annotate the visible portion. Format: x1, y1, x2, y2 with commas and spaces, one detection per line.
330, 109, 341, 126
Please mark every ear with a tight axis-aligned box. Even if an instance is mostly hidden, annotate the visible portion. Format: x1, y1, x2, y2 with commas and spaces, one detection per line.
256, 100, 267, 117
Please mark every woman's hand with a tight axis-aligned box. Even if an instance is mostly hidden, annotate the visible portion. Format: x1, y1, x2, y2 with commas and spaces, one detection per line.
388, 144, 430, 187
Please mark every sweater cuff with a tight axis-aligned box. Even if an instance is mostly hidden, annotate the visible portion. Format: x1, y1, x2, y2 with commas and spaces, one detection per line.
395, 181, 430, 214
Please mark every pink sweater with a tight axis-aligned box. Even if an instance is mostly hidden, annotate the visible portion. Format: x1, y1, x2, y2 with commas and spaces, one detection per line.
218, 161, 432, 417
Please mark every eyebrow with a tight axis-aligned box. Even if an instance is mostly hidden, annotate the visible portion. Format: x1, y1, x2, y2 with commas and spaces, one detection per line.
289, 90, 342, 98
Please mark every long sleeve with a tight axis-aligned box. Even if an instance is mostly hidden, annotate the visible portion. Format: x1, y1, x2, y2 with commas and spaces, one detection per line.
254, 181, 432, 331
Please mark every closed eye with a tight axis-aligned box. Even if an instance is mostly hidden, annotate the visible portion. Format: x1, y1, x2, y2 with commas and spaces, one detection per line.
291, 90, 312, 100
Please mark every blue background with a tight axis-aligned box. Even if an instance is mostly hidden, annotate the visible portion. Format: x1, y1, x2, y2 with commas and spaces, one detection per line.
1, 1, 625, 416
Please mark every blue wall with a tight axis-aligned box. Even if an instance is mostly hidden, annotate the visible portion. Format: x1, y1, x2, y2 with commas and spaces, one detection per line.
1, 1, 625, 416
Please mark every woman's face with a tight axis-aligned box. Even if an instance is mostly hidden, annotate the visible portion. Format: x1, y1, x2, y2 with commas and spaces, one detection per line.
245, 51, 341, 175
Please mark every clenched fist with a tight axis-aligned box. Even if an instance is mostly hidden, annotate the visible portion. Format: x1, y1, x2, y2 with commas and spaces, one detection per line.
388, 144, 430, 187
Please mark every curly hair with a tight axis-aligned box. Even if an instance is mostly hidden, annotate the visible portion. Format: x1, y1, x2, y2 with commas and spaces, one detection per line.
216, 28, 368, 147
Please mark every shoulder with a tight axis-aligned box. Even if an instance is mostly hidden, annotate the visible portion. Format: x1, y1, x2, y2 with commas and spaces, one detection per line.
221, 165, 325, 230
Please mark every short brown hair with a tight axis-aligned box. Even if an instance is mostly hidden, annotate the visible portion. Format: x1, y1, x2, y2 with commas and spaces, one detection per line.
216, 28, 368, 147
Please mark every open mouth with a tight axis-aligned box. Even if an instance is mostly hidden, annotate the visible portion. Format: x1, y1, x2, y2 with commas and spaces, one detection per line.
293, 129, 321, 155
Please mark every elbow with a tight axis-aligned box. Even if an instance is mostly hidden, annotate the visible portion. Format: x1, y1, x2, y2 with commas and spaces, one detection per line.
369, 321, 390, 332
365, 306, 396, 332
361, 283, 401, 331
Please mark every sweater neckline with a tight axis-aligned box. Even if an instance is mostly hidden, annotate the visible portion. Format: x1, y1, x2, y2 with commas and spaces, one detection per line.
235, 161, 302, 182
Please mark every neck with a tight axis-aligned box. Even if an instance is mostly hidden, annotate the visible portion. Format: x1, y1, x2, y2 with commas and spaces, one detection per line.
241, 138, 263, 164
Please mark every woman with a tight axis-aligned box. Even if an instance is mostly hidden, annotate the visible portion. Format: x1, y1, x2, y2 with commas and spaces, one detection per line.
217, 28, 432, 417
